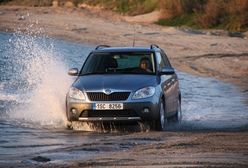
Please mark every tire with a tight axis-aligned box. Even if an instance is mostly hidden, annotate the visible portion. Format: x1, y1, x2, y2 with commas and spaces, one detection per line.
168, 99, 182, 123
177, 99, 182, 123
151, 100, 167, 131
66, 121, 73, 130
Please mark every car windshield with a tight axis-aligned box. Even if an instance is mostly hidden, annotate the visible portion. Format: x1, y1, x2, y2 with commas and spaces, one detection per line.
80, 52, 156, 75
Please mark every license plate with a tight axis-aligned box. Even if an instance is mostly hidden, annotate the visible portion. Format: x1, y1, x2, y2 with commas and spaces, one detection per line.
93, 103, 123, 110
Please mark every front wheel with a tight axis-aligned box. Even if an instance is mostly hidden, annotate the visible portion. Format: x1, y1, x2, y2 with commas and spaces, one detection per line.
151, 100, 167, 131
66, 121, 73, 130
177, 99, 182, 123
168, 99, 182, 123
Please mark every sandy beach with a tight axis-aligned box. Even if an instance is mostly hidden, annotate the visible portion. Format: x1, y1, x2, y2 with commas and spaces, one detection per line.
0, 5, 248, 167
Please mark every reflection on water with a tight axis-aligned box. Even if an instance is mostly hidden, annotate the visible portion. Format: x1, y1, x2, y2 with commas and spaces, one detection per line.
179, 71, 248, 129
0, 32, 247, 163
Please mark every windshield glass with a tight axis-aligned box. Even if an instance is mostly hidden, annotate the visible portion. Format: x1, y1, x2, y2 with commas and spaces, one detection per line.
80, 52, 156, 75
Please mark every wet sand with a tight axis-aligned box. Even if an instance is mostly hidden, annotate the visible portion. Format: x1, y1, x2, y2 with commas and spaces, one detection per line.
72, 131, 248, 168
1, 130, 248, 168
0, 6, 248, 167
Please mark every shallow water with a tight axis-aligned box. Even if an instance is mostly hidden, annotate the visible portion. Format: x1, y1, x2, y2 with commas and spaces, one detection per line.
0, 32, 247, 164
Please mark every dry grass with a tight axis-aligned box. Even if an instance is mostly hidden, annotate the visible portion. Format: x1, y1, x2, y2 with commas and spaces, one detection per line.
197, 0, 248, 31
158, 0, 248, 31
159, 0, 204, 18
197, 0, 226, 28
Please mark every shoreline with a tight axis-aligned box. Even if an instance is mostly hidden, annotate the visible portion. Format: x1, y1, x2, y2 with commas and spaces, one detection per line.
1, 6, 248, 94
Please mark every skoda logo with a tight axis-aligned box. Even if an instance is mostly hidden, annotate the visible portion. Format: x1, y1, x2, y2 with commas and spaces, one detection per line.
104, 89, 112, 95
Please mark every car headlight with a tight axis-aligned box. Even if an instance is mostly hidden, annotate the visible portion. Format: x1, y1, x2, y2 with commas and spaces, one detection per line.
68, 87, 86, 100
132, 86, 155, 99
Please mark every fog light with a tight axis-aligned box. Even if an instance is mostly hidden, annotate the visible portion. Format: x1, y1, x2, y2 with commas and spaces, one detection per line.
71, 108, 77, 115
143, 108, 150, 113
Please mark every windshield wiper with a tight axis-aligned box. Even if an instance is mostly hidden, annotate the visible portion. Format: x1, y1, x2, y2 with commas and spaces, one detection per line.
80, 72, 105, 76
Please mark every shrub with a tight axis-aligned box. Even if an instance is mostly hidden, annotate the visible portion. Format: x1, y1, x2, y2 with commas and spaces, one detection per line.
197, 0, 226, 28
159, 0, 205, 18
197, 0, 248, 31
226, 0, 248, 31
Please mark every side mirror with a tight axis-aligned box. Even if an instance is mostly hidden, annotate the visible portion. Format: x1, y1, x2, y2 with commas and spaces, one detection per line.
160, 67, 175, 75
68, 68, 78, 76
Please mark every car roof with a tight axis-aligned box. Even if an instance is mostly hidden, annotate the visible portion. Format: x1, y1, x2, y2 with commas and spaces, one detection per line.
92, 46, 161, 53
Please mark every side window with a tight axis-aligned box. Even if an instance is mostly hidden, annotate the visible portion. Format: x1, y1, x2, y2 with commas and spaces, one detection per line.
161, 51, 172, 67
156, 52, 166, 69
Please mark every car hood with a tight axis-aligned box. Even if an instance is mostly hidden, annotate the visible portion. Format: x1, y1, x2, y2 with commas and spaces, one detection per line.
73, 74, 158, 92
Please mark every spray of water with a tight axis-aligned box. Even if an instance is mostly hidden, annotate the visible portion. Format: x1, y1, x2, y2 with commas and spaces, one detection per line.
70, 121, 150, 132
6, 28, 72, 128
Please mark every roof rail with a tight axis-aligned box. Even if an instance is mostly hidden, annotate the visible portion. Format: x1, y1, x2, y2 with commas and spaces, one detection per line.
95, 45, 110, 50
150, 44, 160, 49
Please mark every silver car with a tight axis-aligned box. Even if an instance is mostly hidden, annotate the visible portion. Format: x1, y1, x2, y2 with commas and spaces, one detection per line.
66, 45, 181, 131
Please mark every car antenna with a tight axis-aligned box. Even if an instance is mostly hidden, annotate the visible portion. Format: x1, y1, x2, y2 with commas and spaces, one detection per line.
132, 24, 136, 47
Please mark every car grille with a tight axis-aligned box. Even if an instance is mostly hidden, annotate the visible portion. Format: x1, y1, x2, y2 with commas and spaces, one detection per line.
87, 92, 130, 101
80, 110, 138, 118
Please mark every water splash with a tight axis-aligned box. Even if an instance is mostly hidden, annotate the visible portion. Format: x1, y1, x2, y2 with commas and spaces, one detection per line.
70, 121, 150, 132
5, 30, 72, 128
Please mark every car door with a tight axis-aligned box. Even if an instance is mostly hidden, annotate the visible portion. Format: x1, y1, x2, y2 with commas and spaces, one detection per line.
156, 51, 174, 115
161, 51, 179, 114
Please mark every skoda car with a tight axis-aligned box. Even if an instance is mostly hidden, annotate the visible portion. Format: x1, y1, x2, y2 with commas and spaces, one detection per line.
66, 45, 181, 131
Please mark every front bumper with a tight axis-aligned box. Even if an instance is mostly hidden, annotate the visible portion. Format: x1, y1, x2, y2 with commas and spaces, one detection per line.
66, 99, 160, 122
